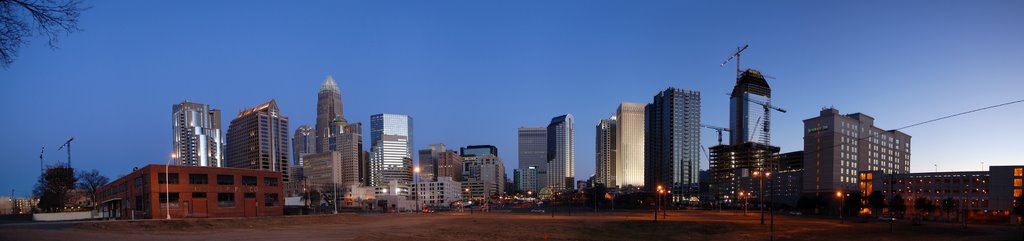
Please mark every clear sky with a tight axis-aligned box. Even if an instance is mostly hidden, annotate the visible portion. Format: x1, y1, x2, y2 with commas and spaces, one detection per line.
2, 1, 1023, 197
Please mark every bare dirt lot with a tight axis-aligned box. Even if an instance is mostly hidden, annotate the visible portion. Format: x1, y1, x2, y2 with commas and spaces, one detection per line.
1, 210, 1021, 241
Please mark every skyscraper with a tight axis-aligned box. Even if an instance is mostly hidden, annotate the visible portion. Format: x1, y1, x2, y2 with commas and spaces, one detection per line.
226, 100, 291, 182
730, 69, 772, 145
547, 114, 575, 191
172, 101, 223, 167
518, 127, 547, 191
369, 113, 413, 187
595, 116, 615, 187
316, 76, 343, 154
616, 102, 645, 187
645, 87, 700, 200
291, 125, 314, 180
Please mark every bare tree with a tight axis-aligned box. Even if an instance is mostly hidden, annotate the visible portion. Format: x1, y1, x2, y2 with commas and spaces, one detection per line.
33, 165, 76, 212
0, 0, 86, 68
76, 169, 108, 207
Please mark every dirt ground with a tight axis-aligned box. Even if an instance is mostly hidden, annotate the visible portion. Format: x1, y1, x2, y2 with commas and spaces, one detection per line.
1, 210, 1021, 241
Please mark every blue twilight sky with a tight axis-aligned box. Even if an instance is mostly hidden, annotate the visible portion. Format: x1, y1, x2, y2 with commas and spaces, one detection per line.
2, 1, 1023, 197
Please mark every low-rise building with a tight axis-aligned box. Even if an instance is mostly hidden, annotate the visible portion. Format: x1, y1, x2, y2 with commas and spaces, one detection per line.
96, 164, 284, 219
859, 165, 1023, 220
416, 176, 461, 208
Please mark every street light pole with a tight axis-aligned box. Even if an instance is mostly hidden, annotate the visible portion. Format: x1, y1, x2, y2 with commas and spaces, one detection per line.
166, 154, 173, 220
756, 170, 765, 225
414, 166, 420, 212
837, 191, 845, 224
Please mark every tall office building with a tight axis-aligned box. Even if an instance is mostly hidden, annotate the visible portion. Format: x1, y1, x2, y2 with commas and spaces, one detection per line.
291, 125, 315, 180
316, 76, 344, 154
226, 100, 291, 182
518, 127, 547, 190
595, 116, 616, 187
172, 101, 223, 167
369, 113, 413, 187
803, 108, 911, 194
516, 166, 540, 193
616, 102, 645, 187
547, 114, 575, 191
463, 154, 506, 199
730, 69, 772, 145
645, 87, 700, 200
419, 144, 463, 182
335, 120, 364, 187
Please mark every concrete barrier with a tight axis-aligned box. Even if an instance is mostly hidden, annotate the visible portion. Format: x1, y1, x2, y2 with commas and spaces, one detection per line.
32, 211, 94, 221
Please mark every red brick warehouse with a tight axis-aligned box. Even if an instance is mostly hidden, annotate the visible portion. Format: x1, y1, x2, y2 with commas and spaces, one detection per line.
96, 164, 284, 219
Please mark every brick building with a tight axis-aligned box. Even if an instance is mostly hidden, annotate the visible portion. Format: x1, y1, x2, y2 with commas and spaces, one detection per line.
96, 164, 283, 219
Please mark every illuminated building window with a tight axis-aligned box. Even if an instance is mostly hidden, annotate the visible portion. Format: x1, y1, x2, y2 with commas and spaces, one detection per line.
1016, 168, 1023, 177
1016, 179, 1022, 187
1015, 189, 1022, 197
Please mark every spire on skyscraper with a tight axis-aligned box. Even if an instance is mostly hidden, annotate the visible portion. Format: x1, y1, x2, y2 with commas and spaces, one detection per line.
319, 75, 340, 94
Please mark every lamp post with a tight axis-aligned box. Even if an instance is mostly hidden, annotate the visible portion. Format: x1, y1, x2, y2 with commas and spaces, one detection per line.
655, 185, 663, 222
414, 166, 421, 212
740, 192, 747, 216
755, 170, 765, 225
837, 191, 845, 224
165, 153, 174, 220
665, 190, 670, 219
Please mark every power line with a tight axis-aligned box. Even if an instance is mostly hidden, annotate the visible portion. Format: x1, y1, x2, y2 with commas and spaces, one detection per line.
807, 98, 1024, 162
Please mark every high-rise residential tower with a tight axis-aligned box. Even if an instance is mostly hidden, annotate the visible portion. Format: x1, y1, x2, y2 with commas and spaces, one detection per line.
369, 113, 413, 187
226, 100, 291, 182
291, 125, 314, 180
595, 116, 616, 187
547, 114, 575, 191
645, 87, 700, 201
172, 101, 223, 167
616, 102, 646, 187
518, 127, 547, 191
316, 76, 343, 154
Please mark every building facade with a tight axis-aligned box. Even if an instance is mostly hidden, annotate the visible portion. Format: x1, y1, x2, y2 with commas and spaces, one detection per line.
710, 142, 780, 204
729, 69, 772, 145
302, 151, 343, 191
547, 114, 575, 191
419, 144, 463, 182
803, 108, 911, 195
172, 101, 223, 167
316, 76, 344, 154
859, 166, 1023, 219
462, 153, 506, 199
616, 102, 645, 187
96, 165, 284, 219
226, 100, 291, 182
518, 127, 547, 192
595, 116, 616, 187
416, 176, 462, 208
370, 113, 413, 187
645, 87, 701, 201
291, 125, 314, 180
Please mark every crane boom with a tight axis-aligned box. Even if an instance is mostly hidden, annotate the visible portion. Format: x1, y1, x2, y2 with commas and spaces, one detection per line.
700, 124, 732, 145
57, 137, 74, 167
721, 45, 749, 77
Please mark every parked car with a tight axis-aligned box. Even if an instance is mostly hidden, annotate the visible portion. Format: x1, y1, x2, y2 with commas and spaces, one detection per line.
878, 215, 896, 221
787, 211, 802, 216
530, 209, 546, 213
421, 208, 435, 213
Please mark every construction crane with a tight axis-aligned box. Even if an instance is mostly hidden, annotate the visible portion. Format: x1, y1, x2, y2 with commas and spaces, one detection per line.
39, 147, 45, 174
700, 124, 731, 146
57, 137, 74, 167
743, 97, 786, 144
720, 44, 749, 77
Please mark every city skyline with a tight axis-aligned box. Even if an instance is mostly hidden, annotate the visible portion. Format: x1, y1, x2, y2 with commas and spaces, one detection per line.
3, 1, 1024, 197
